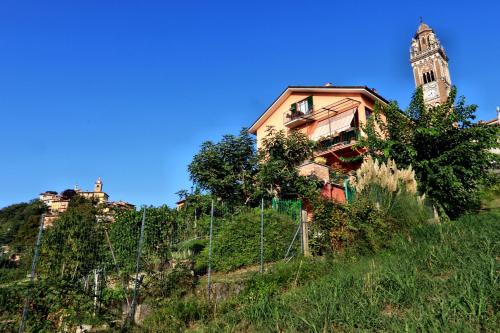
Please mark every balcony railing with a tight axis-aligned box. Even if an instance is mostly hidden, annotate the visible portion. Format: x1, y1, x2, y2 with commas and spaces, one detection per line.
284, 98, 360, 128
283, 110, 311, 128
315, 128, 359, 154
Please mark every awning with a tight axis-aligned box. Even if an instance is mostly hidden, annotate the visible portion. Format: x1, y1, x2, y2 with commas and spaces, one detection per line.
310, 109, 356, 140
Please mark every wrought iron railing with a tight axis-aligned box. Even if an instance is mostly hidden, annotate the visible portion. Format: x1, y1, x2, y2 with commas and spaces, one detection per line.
284, 98, 360, 127
315, 128, 359, 153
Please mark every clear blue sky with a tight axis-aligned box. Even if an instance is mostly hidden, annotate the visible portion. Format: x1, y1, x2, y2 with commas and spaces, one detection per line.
1, 0, 499, 209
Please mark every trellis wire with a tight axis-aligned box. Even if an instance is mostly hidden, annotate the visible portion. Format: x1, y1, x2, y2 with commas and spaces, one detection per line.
13, 197, 306, 329
18, 213, 45, 333
207, 199, 214, 301
260, 197, 264, 274
123, 206, 147, 331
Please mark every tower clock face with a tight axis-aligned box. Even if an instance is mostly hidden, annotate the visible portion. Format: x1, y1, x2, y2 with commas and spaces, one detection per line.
423, 82, 439, 101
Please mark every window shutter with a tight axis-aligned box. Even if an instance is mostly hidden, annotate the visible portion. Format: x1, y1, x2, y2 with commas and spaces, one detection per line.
290, 102, 297, 114
307, 96, 313, 112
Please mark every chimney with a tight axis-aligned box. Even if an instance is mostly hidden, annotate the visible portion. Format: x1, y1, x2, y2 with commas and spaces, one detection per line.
324, 82, 333, 87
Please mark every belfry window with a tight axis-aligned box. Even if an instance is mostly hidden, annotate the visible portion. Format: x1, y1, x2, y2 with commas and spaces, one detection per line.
423, 71, 435, 84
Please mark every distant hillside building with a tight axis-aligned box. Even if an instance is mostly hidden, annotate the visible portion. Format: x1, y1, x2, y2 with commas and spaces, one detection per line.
78, 177, 109, 203
39, 177, 134, 226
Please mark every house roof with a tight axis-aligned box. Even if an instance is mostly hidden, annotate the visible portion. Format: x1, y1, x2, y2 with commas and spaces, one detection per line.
248, 86, 389, 134
483, 118, 499, 126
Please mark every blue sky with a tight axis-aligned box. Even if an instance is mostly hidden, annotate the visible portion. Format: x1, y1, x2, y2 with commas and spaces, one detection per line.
1, 0, 499, 208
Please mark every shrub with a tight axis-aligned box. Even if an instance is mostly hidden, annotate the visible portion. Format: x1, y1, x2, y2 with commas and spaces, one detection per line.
195, 209, 298, 272
312, 157, 434, 254
140, 296, 210, 333
147, 264, 195, 299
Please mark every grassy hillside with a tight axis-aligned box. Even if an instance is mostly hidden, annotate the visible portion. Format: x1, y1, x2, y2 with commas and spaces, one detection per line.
141, 208, 499, 332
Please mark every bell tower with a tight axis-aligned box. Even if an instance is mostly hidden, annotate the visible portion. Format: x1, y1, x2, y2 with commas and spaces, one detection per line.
94, 177, 103, 193
410, 20, 451, 105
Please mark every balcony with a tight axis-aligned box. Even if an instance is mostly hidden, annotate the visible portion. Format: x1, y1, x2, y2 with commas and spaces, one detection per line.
284, 98, 360, 128
315, 128, 360, 155
283, 110, 311, 128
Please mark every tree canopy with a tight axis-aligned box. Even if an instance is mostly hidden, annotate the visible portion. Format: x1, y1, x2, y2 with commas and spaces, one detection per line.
257, 127, 322, 200
361, 86, 499, 218
188, 128, 257, 204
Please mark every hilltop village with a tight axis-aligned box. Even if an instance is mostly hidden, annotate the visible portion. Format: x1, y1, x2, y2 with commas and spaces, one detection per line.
39, 177, 134, 226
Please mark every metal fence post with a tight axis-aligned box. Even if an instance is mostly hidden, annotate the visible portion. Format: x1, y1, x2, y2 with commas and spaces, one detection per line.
300, 210, 304, 255
260, 198, 264, 274
123, 206, 146, 330
302, 210, 310, 257
207, 199, 214, 301
19, 213, 45, 333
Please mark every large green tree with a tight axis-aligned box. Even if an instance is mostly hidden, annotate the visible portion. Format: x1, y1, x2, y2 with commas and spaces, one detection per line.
257, 127, 322, 200
361, 87, 499, 218
188, 128, 257, 204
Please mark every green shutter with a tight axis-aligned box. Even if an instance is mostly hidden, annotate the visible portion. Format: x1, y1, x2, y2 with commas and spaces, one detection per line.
290, 102, 297, 114
307, 96, 313, 112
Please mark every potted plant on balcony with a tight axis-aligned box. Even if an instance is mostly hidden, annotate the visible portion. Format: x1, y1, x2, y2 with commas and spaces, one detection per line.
314, 156, 327, 165
349, 131, 357, 144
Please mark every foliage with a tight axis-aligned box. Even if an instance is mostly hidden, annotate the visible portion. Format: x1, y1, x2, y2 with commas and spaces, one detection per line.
155, 208, 499, 332
311, 157, 433, 254
195, 209, 299, 272
139, 296, 210, 333
146, 263, 195, 300
188, 128, 257, 205
349, 156, 417, 194
10, 197, 122, 330
39, 197, 107, 281
360, 86, 499, 218
109, 205, 175, 274
173, 189, 214, 239
479, 174, 500, 210
257, 127, 322, 200
0, 200, 45, 251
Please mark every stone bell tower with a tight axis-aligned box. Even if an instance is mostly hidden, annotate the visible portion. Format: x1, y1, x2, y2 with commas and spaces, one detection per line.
94, 177, 103, 193
410, 20, 451, 105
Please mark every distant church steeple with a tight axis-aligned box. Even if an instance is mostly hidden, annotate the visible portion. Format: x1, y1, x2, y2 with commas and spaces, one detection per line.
410, 21, 451, 105
94, 177, 103, 193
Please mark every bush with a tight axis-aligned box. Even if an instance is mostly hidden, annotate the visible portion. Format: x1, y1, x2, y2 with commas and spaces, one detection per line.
312, 157, 434, 254
140, 296, 210, 333
147, 264, 195, 299
195, 209, 298, 272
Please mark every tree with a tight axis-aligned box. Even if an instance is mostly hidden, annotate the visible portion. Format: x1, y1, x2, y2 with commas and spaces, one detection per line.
40, 196, 106, 281
361, 86, 499, 218
188, 128, 257, 205
109, 205, 174, 273
60, 189, 77, 200
257, 127, 322, 200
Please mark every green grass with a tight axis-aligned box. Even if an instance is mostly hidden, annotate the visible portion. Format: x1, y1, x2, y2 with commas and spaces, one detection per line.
141, 209, 500, 332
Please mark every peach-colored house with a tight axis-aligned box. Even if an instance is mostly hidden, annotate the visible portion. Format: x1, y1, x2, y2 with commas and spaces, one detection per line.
249, 84, 388, 203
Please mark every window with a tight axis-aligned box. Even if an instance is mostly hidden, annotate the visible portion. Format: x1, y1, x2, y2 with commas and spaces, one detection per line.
365, 107, 372, 121
291, 96, 313, 115
423, 71, 435, 84
297, 99, 309, 113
